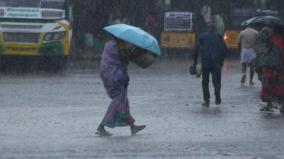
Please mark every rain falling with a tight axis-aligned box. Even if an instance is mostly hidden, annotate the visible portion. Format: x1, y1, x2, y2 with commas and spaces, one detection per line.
0, 0, 284, 159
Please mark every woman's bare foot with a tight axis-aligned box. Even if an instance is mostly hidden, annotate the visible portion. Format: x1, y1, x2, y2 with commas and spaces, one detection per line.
130, 124, 146, 135
280, 105, 284, 114
96, 125, 112, 136
260, 102, 273, 112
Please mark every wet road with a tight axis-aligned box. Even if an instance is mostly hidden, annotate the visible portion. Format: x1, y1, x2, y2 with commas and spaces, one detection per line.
0, 58, 283, 159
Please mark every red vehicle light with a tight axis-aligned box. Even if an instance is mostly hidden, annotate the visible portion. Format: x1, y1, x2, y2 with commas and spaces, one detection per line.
224, 34, 229, 41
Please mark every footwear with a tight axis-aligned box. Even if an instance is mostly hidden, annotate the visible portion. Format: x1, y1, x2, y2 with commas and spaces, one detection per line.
215, 97, 221, 105
241, 75, 246, 86
96, 126, 112, 136
130, 125, 146, 135
280, 106, 284, 114
259, 106, 273, 112
95, 130, 113, 136
202, 101, 210, 107
249, 81, 255, 87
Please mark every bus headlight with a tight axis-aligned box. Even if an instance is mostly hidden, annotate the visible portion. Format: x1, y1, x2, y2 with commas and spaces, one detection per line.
44, 33, 52, 41
44, 31, 66, 43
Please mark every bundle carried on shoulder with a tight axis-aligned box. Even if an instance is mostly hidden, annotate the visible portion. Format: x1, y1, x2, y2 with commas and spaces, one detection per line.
255, 46, 282, 69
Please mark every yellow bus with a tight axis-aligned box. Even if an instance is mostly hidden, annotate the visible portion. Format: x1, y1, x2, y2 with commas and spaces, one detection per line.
0, 0, 72, 70
160, 0, 284, 54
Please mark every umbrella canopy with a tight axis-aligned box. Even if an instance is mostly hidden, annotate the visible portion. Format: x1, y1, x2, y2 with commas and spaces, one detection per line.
104, 24, 161, 56
242, 16, 284, 28
241, 17, 257, 26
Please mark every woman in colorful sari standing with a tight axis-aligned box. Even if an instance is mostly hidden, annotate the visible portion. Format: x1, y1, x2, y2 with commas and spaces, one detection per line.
96, 37, 146, 136
258, 27, 284, 113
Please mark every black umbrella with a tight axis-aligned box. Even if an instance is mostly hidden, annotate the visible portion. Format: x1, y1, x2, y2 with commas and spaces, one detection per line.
241, 16, 284, 28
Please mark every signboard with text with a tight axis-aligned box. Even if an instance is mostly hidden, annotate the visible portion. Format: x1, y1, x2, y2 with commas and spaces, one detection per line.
4, 7, 41, 19
164, 11, 193, 32
0, 7, 65, 19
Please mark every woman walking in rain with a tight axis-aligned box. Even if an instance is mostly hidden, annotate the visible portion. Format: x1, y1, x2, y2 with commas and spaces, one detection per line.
259, 27, 284, 113
254, 27, 284, 113
96, 37, 146, 136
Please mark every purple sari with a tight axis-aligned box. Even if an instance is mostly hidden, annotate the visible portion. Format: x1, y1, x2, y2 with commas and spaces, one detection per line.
99, 40, 135, 128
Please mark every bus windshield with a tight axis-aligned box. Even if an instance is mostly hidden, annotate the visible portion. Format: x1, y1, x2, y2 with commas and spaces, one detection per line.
0, 0, 65, 9
0, 0, 67, 21
41, 0, 65, 9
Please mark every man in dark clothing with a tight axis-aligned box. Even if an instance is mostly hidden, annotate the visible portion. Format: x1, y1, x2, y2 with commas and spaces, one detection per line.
192, 23, 227, 107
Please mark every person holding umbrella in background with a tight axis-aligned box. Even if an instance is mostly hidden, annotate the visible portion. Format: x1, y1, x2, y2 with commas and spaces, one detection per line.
96, 24, 161, 136
243, 16, 284, 113
258, 27, 284, 113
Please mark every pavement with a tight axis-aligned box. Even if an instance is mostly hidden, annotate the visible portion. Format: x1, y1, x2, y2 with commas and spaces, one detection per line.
0, 57, 283, 159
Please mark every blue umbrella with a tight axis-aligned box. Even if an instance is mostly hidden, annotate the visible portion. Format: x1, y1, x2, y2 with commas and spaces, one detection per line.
104, 24, 161, 56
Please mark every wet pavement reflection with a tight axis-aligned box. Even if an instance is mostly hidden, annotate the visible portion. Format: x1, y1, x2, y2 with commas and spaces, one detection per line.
0, 57, 283, 159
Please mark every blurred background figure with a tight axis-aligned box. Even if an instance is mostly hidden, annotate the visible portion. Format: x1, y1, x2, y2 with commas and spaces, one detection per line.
109, 10, 123, 25
192, 23, 227, 107
212, 10, 225, 36
144, 10, 158, 38
201, 2, 212, 25
257, 27, 284, 113
237, 26, 259, 87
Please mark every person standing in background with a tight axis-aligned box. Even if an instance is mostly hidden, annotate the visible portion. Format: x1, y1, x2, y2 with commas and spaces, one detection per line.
212, 11, 225, 36
201, 3, 212, 25
237, 26, 259, 87
144, 10, 158, 38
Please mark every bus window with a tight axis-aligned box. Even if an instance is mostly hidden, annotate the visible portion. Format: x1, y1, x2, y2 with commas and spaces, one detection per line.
0, 0, 71, 70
